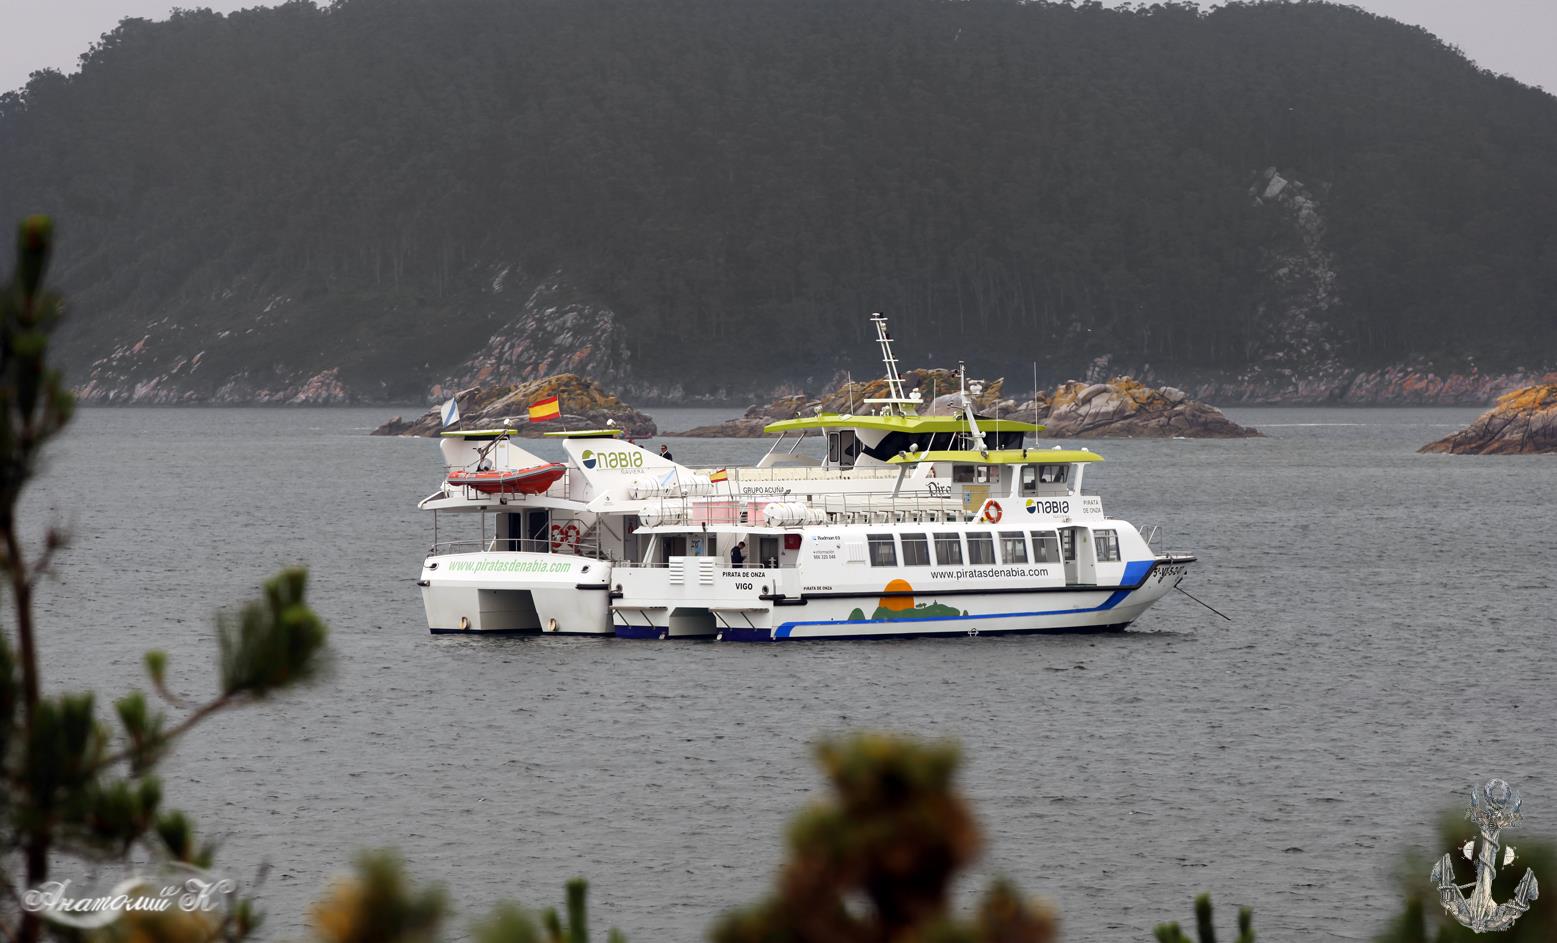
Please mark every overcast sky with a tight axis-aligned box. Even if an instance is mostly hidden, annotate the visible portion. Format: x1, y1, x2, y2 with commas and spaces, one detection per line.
2, 0, 1555, 96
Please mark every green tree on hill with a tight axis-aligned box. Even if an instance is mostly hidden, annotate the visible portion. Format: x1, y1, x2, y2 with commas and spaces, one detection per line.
3, 0, 1555, 398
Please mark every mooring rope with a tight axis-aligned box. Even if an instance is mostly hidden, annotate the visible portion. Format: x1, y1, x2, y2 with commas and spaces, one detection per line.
1175, 584, 1232, 622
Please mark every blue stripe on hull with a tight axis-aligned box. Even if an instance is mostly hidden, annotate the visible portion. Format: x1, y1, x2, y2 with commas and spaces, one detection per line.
614, 624, 663, 640
726, 622, 1131, 642
1121, 559, 1154, 584
768, 586, 1139, 640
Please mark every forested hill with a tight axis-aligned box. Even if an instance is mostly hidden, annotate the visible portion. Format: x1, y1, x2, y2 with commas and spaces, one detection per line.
3, 0, 1557, 404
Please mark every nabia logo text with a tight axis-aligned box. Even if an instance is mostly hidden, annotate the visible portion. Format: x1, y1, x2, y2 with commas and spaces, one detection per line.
581, 449, 644, 471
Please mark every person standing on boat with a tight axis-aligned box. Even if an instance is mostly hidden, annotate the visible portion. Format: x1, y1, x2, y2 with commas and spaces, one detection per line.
659, 444, 674, 461
730, 541, 746, 568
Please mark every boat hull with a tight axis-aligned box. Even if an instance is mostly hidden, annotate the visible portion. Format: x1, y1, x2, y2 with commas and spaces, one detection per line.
420, 551, 613, 634
719, 588, 1154, 642
612, 556, 1193, 642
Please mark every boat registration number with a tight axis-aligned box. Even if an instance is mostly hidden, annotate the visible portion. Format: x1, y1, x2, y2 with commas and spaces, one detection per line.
1153, 564, 1188, 582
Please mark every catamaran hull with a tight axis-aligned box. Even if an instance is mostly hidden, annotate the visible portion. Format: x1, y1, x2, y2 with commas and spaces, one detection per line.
420, 552, 614, 635
719, 587, 1159, 642
613, 557, 1194, 642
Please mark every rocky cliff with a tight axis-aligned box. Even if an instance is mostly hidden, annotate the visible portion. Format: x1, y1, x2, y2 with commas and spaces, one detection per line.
670, 373, 1255, 439
70, 264, 632, 406
1419, 385, 1557, 454
372, 373, 655, 438
669, 370, 1006, 436
1023, 378, 1260, 439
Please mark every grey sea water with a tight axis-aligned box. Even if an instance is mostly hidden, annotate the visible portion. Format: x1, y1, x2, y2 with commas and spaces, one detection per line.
21, 406, 1557, 940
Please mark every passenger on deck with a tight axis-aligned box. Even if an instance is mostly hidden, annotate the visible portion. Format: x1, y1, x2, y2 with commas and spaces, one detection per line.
730, 541, 746, 568
659, 444, 674, 461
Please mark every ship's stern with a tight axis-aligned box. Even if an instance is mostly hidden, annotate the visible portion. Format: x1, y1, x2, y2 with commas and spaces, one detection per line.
420, 551, 614, 635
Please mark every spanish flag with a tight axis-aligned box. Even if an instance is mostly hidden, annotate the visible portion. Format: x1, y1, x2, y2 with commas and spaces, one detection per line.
528, 395, 561, 422
709, 468, 729, 483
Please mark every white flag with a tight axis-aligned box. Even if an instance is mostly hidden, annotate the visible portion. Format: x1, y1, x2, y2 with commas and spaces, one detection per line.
440, 397, 460, 427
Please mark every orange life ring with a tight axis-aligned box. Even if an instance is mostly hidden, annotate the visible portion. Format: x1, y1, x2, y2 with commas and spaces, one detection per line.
550, 522, 583, 551
982, 500, 1003, 524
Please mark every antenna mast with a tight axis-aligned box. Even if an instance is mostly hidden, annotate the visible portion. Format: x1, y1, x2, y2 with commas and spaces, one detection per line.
960, 360, 987, 450
863, 312, 921, 416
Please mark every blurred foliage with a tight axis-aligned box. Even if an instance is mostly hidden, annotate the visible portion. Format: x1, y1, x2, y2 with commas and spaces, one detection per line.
309, 855, 623, 943
0, 218, 327, 942
711, 732, 1058, 943
1155, 893, 1255, 943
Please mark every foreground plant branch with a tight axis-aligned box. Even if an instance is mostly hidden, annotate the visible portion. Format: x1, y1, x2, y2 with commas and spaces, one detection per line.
1, 217, 328, 943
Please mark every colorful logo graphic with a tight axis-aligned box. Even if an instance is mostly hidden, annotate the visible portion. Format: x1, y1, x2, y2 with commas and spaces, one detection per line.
1025, 499, 1037, 514
848, 580, 967, 622
581, 449, 597, 469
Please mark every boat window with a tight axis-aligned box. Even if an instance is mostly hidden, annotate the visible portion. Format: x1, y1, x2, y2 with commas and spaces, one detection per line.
952, 465, 976, 483
826, 429, 860, 468
1031, 531, 1060, 563
867, 534, 898, 567
901, 533, 931, 566
1059, 529, 1075, 562
1039, 464, 1068, 484
967, 533, 995, 565
1020, 466, 1038, 495
999, 531, 1028, 563
933, 533, 963, 565
862, 431, 959, 462
1095, 529, 1121, 562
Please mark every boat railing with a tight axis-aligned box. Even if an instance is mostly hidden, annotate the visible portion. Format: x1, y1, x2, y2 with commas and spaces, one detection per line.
1135, 524, 1192, 559
613, 558, 783, 572
428, 537, 611, 559
641, 487, 981, 527
691, 466, 903, 482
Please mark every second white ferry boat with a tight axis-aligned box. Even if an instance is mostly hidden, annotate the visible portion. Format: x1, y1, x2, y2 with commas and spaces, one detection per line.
608, 405, 1195, 640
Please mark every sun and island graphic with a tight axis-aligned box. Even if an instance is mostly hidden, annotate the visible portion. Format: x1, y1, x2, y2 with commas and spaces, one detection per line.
848, 579, 968, 622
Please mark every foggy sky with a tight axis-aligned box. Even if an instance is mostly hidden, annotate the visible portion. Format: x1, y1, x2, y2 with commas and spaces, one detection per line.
3, 0, 1555, 97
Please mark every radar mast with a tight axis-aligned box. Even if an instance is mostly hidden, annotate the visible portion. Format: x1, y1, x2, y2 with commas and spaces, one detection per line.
862, 313, 922, 417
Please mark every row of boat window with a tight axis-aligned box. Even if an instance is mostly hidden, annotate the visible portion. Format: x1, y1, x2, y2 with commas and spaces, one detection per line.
866, 529, 1122, 567
947, 463, 1070, 489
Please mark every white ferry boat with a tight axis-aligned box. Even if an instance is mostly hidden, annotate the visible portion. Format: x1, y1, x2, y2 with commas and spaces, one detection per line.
610, 442, 1194, 641
415, 316, 1194, 638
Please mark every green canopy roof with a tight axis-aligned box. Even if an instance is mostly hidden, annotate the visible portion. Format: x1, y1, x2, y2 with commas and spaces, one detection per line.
763, 413, 1041, 435
541, 429, 625, 438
